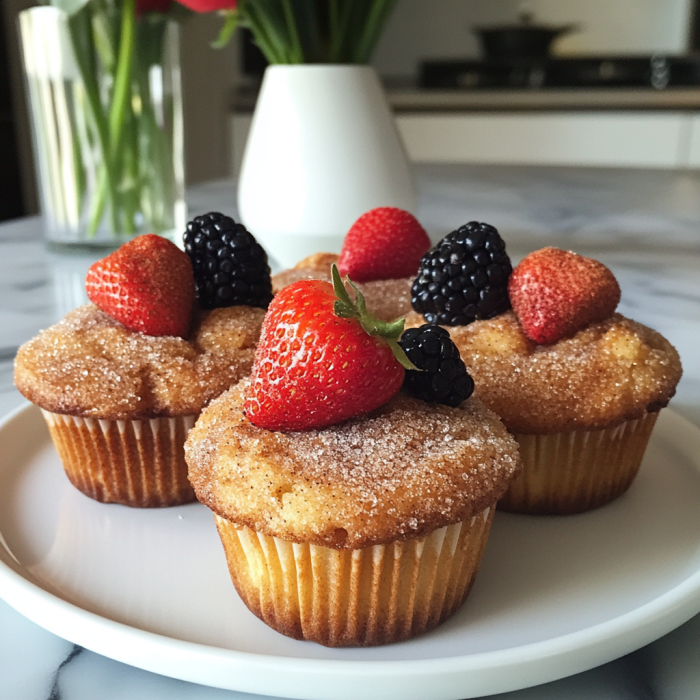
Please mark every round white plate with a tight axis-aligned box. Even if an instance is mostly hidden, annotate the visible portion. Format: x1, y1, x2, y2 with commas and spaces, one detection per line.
2, 404, 700, 700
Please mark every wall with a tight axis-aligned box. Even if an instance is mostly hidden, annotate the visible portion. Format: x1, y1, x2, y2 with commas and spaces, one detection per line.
180, 15, 239, 185
528, 0, 693, 55
372, 0, 694, 80
2, 0, 37, 214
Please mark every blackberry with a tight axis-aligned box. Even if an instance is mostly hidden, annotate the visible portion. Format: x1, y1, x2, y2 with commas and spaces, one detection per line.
399, 325, 474, 407
411, 221, 512, 326
184, 212, 273, 310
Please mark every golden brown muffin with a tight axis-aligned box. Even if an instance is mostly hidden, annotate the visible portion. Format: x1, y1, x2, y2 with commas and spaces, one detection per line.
405, 309, 682, 514
15, 304, 265, 507
16, 304, 265, 419
272, 253, 413, 321
270, 252, 337, 291
186, 381, 521, 646
406, 310, 681, 435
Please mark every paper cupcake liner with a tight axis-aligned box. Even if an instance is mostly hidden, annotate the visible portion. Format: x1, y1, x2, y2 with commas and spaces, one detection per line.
498, 411, 659, 515
214, 508, 494, 647
42, 410, 197, 507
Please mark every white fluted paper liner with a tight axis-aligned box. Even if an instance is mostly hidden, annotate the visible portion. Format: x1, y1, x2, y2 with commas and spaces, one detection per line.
215, 507, 494, 647
499, 411, 659, 515
41, 410, 196, 507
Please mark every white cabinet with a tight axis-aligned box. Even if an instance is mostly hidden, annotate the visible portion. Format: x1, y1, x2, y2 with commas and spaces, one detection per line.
396, 112, 699, 168
230, 110, 700, 175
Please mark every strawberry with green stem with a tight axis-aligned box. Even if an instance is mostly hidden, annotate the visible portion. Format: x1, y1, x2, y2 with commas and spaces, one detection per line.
244, 264, 416, 431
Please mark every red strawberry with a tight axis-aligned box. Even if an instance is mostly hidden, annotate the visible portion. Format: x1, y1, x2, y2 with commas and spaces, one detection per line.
86, 234, 195, 337
337, 207, 431, 282
244, 266, 413, 431
508, 247, 621, 345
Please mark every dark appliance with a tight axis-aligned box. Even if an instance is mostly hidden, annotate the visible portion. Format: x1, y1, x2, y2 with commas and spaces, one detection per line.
475, 23, 577, 60
420, 55, 700, 90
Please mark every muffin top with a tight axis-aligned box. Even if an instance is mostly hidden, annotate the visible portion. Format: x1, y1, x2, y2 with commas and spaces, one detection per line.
186, 381, 521, 549
15, 304, 265, 420
272, 253, 412, 322
405, 310, 682, 434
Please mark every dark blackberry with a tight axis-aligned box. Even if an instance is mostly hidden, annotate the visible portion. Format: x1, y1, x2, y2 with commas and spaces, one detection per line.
183, 212, 273, 310
411, 221, 512, 326
399, 325, 474, 407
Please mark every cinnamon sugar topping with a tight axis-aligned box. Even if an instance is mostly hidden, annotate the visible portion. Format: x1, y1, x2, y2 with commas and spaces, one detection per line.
14, 304, 265, 419
186, 383, 521, 549
405, 310, 682, 434
272, 253, 412, 321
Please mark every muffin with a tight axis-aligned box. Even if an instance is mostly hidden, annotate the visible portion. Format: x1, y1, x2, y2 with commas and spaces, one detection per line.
406, 234, 683, 514
187, 384, 520, 646
185, 271, 521, 646
15, 223, 270, 508
438, 310, 680, 513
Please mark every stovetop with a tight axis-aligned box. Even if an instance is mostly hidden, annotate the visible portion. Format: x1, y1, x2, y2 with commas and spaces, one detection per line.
420, 55, 700, 90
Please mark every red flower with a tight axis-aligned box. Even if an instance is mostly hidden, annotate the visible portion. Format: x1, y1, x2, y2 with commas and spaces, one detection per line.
176, 0, 237, 11
136, 0, 173, 14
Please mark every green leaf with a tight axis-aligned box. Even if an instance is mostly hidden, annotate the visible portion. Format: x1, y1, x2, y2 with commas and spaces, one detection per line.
244, 1, 290, 64
386, 339, 418, 371
211, 10, 239, 50
329, 264, 420, 371
50, 0, 92, 16
352, 0, 397, 63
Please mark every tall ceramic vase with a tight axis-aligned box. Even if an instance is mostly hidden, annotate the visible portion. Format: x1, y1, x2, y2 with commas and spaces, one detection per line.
238, 65, 416, 268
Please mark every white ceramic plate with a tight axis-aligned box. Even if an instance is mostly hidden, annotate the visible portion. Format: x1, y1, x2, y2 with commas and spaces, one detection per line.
2, 404, 700, 700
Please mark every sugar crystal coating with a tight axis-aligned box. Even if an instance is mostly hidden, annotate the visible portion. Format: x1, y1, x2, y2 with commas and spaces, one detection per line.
405, 310, 682, 434
271, 253, 412, 321
186, 382, 522, 549
15, 304, 265, 419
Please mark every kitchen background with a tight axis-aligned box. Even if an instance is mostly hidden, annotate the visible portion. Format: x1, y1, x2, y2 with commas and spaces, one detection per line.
2, 0, 700, 222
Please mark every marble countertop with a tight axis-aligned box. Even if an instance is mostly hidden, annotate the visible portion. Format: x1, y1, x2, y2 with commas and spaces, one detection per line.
2, 163, 700, 699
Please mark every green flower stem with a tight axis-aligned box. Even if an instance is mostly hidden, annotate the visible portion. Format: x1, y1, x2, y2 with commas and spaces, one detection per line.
109, 0, 135, 157
67, 7, 118, 234
121, 109, 139, 234
281, 0, 303, 63
353, 0, 396, 63
239, 0, 396, 66
328, 0, 353, 63
89, 169, 108, 234
244, 5, 287, 64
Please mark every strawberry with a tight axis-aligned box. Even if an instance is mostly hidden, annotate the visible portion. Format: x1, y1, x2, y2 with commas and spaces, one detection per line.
85, 234, 195, 337
244, 265, 415, 431
337, 207, 431, 282
508, 247, 621, 345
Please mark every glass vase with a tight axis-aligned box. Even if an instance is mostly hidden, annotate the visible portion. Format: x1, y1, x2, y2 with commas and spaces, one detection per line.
19, 5, 185, 246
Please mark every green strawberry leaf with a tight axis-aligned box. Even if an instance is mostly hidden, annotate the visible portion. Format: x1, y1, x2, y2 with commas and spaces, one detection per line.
330, 263, 419, 371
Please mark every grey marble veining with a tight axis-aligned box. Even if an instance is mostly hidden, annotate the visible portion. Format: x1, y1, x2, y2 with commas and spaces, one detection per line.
2, 163, 700, 699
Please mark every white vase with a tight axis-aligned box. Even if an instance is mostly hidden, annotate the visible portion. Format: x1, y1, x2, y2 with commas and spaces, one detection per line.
237, 65, 416, 268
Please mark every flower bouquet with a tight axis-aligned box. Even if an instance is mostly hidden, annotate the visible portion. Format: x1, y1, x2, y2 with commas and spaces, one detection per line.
180, 0, 397, 64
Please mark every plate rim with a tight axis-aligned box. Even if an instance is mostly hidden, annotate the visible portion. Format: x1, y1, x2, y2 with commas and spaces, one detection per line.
1, 402, 700, 700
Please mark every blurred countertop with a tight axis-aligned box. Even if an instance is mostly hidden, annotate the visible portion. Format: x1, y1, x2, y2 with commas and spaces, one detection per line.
231, 83, 700, 114
230, 84, 700, 114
